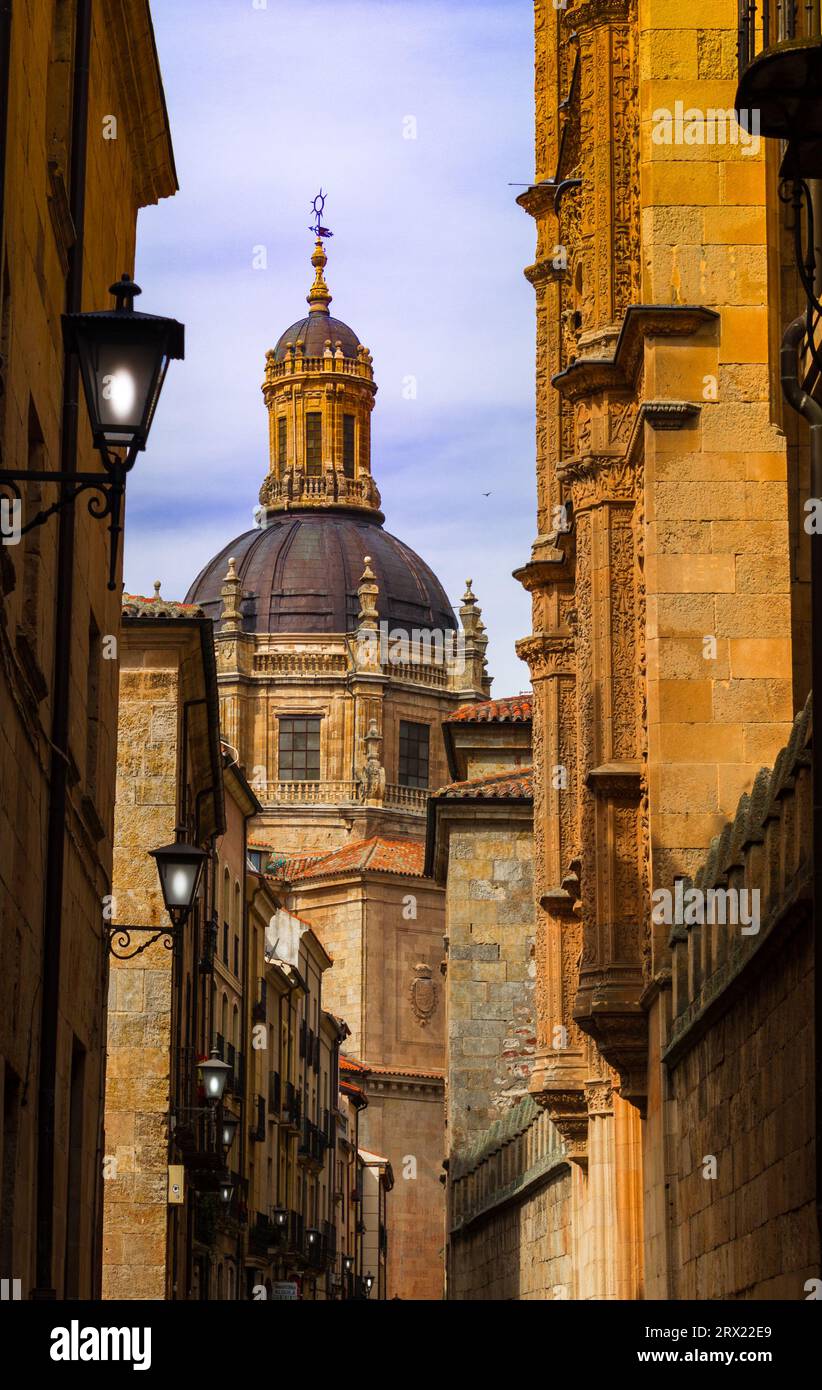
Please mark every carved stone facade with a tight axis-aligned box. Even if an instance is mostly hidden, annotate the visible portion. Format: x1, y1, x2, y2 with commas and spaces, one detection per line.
179, 242, 484, 1299
514, 0, 798, 1298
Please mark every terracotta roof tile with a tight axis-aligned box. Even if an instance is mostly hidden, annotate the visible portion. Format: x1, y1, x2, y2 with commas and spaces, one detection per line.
340, 1056, 368, 1075
431, 766, 533, 801
445, 694, 532, 725
279, 836, 425, 882
365, 1063, 445, 1080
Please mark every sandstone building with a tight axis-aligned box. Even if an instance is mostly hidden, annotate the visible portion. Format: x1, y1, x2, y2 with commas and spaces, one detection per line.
182, 237, 495, 1299
0, 0, 175, 1297
104, 591, 384, 1300
452, 0, 820, 1301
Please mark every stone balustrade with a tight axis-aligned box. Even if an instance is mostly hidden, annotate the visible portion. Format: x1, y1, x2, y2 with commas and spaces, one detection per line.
449, 1096, 566, 1233
264, 779, 429, 813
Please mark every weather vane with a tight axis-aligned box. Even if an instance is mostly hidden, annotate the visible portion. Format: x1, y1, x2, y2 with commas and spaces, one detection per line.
309, 189, 333, 239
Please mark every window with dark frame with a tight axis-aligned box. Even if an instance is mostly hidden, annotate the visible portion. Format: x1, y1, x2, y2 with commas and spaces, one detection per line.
278, 715, 321, 782
277, 417, 287, 472
305, 412, 322, 475
398, 720, 429, 789
342, 414, 355, 479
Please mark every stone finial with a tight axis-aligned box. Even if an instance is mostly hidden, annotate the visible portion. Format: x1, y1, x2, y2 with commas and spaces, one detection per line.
353, 556, 381, 674
153, 580, 162, 600
306, 238, 332, 315
357, 555, 379, 631
460, 579, 480, 637
220, 556, 242, 634
458, 579, 492, 696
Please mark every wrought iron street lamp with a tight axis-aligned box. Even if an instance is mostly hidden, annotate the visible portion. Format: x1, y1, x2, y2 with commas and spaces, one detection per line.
364, 1271, 374, 1297
104, 833, 207, 959
219, 1173, 234, 1207
149, 838, 208, 929
0, 274, 183, 590
221, 1112, 240, 1154
199, 1050, 232, 1103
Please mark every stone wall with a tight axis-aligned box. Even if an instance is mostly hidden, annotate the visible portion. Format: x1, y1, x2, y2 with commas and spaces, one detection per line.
444, 815, 535, 1151
103, 664, 180, 1300
449, 1099, 572, 1300
661, 697, 818, 1298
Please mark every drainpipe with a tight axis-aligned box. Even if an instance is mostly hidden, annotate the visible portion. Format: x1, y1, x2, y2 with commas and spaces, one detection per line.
780, 313, 822, 1271
34, 0, 92, 1300
0, 1, 12, 266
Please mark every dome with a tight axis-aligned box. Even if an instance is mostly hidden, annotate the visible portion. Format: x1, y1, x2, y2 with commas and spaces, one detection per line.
185, 511, 457, 638
274, 314, 360, 362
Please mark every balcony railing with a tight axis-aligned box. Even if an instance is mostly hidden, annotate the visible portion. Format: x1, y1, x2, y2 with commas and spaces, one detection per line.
738, 0, 821, 74
263, 779, 430, 813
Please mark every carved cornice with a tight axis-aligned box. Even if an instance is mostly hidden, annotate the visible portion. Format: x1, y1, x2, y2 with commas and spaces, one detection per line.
515, 632, 575, 680
586, 760, 643, 800
524, 258, 563, 289
513, 532, 574, 593
642, 400, 701, 431
530, 1082, 588, 1166
572, 1001, 647, 1113
564, 0, 632, 33
552, 305, 719, 400
557, 452, 638, 509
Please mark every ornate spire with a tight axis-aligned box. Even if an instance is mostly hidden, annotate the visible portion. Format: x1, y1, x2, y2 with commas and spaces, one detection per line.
220, 556, 242, 634
459, 579, 492, 696
307, 239, 332, 315
357, 555, 379, 631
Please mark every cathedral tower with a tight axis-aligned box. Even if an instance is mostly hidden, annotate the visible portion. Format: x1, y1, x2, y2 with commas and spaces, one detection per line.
185, 224, 490, 1299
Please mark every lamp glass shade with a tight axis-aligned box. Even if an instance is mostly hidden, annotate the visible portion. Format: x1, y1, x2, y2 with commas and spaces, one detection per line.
150, 839, 207, 918
221, 1115, 239, 1152
219, 1175, 234, 1206
199, 1050, 231, 1102
63, 282, 184, 453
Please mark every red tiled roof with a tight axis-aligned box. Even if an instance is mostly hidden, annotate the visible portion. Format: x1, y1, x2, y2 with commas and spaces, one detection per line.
365, 1063, 445, 1080
445, 694, 532, 725
265, 854, 324, 880
340, 1055, 368, 1076
279, 836, 425, 882
431, 766, 533, 801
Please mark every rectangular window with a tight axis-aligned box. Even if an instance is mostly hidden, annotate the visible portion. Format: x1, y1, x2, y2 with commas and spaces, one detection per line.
278, 716, 321, 782
398, 721, 430, 789
342, 414, 355, 479
305, 412, 322, 476
277, 417, 287, 471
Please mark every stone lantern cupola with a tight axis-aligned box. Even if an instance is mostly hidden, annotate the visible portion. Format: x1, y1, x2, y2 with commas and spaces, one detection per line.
259, 237, 382, 520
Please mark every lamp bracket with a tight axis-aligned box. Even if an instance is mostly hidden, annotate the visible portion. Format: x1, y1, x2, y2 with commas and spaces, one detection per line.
0, 445, 138, 591
104, 923, 175, 960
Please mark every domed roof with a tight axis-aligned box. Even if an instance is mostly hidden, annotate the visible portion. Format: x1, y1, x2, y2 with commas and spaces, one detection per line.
274, 314, 360, 362
185, 511, 457, 637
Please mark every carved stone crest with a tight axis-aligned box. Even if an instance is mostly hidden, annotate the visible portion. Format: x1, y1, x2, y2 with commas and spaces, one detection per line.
409, 963, 438, 1027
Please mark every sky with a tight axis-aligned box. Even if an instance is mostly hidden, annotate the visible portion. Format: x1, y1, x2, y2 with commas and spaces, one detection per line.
126, 0, 536, 696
